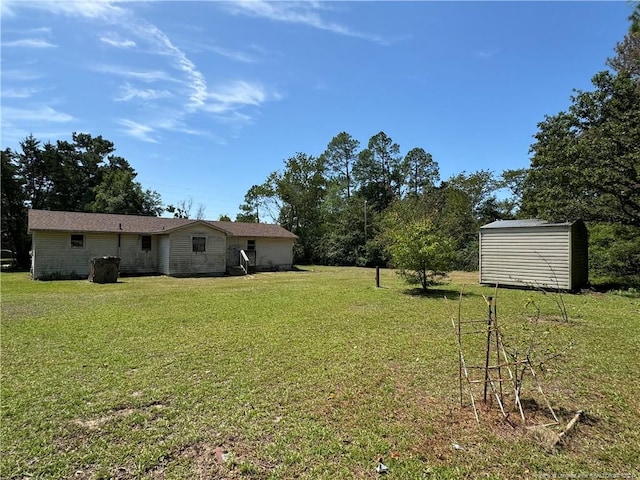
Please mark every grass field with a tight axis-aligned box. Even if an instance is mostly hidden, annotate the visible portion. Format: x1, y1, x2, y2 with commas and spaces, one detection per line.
1, 268, 639, 479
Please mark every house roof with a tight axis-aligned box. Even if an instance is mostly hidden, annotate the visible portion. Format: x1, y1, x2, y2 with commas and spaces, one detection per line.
481, 219, 582, 229
28, 209, 298, 239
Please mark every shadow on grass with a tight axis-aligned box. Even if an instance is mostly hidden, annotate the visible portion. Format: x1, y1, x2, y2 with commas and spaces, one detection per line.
402, 287, 479, 299
291, 266, 313, 272
589, 275, 640, 294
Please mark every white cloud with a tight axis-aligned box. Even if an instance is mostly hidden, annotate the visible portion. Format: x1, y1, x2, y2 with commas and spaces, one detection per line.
2, 0, 284, 145
224, 0, 389, 45
132, 21, 208, 110
22, 0, 127, 21
93, 64, 176, 83
118, 119, 158, 143
1, 87, 41, 99
115, 83, 172, 102
1, 69, 42, 81
207, 80, 267, 110
3, 106, 74, 123
3, 38, 57, 48
100, 35, 136, 48
208, 45, 257, 64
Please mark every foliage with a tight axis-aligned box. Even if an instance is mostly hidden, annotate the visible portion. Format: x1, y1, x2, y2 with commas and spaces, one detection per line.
353, 131, 405, 212
403, 147, 439, 197
1, 150, 29, 268
588, 222, 640, 280
384, 217, 455, 291
522, 70, 640, 226
166, 198, 206, 219
1, 133, 163, 268
321, 131, 360, 199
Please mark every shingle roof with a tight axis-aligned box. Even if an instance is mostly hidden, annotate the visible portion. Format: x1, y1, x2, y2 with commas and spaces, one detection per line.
481, 219, 579, 229
28, 210, 298, 239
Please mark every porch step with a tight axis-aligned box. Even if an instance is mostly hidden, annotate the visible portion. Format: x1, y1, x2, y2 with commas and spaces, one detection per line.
229, 265, 247, 276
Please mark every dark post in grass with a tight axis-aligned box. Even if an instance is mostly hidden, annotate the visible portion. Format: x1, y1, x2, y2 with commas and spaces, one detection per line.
376, 266, 380, 288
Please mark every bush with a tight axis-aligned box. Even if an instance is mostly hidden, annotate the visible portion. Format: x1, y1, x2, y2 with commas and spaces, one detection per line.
589, 223, 640, 278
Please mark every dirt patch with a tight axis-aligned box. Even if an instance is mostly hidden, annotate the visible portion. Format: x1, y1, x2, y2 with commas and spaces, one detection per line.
73, 401, 168, 430
74, 408, 136, 430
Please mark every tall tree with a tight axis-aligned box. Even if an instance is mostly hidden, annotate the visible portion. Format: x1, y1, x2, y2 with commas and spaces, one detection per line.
402, 147, 439, 197
3, 133, 164, 267
1, 149, 29, 268
354, 131, 404, 211
444, 170, 500, 224
522, 70, 640, 226
321, 132, 360, 199
15, 135, 55, 210
276, 153, 327, 262
236, 181, 281, 223
90, 168, 163, 216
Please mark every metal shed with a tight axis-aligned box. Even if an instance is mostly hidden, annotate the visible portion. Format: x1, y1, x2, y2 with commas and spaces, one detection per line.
479, 219, 588, 290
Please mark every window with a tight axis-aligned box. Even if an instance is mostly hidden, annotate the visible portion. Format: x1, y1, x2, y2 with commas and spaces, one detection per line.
247, 239, 256, 251
71, 234, 84, 248
192, 236, 206, 253
141, 235, 152, 251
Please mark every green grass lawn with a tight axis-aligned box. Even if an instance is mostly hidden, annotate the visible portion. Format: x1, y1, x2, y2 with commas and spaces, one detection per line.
1, 268, 639, 479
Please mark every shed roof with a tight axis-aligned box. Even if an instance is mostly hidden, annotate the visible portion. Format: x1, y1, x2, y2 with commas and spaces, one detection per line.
28, 209, 298, 239
481, 219, 582, 230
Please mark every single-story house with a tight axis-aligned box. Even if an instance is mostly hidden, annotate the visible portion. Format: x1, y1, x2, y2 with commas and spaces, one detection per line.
28, 209, 298, 280
479, 219, 588, 290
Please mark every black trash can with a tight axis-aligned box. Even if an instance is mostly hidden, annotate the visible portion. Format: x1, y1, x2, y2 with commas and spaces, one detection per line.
89, 256, 120, 283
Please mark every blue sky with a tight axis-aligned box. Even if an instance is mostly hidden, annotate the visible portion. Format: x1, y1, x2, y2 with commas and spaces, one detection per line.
1, 1, 633, 220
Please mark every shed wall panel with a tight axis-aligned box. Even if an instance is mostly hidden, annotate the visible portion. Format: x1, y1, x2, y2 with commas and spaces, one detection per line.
480, 227, 571, 289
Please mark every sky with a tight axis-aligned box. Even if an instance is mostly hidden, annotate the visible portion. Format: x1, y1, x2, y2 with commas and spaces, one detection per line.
1, 1, 634, 220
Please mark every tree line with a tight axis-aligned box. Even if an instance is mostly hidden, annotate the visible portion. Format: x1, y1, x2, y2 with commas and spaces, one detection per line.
235, 7, 639, 286
2, 6, 637, 286
2, 133, 164, 268
235, 131, 515, 273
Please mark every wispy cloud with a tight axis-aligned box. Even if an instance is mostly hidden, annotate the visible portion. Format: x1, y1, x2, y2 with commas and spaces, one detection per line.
3, 68, 42, 81
24, 0, 128, 21
2, 38, 57, 48
207, 80, 267, 110
3, 106, 74, 123
132, 22, 208, 111
3, 0, 283, 145
118, 119, 158, 143
115, 83, 172, 102
100, 35, 136, 48
224, 0, 390, 45
93, 64, 176, 83
208, 45, 257, 64
1, 87, 41, 99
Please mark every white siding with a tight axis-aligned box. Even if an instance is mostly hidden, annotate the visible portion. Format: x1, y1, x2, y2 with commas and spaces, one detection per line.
227, 237, 294, 271
118, 234, 158, 275
255, 238, 294, 270
480, 227, 571, 289
31, 231, 119, 279
31, 231, 162, 279
158, 235, 170, 275
167, 224, 226, 276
